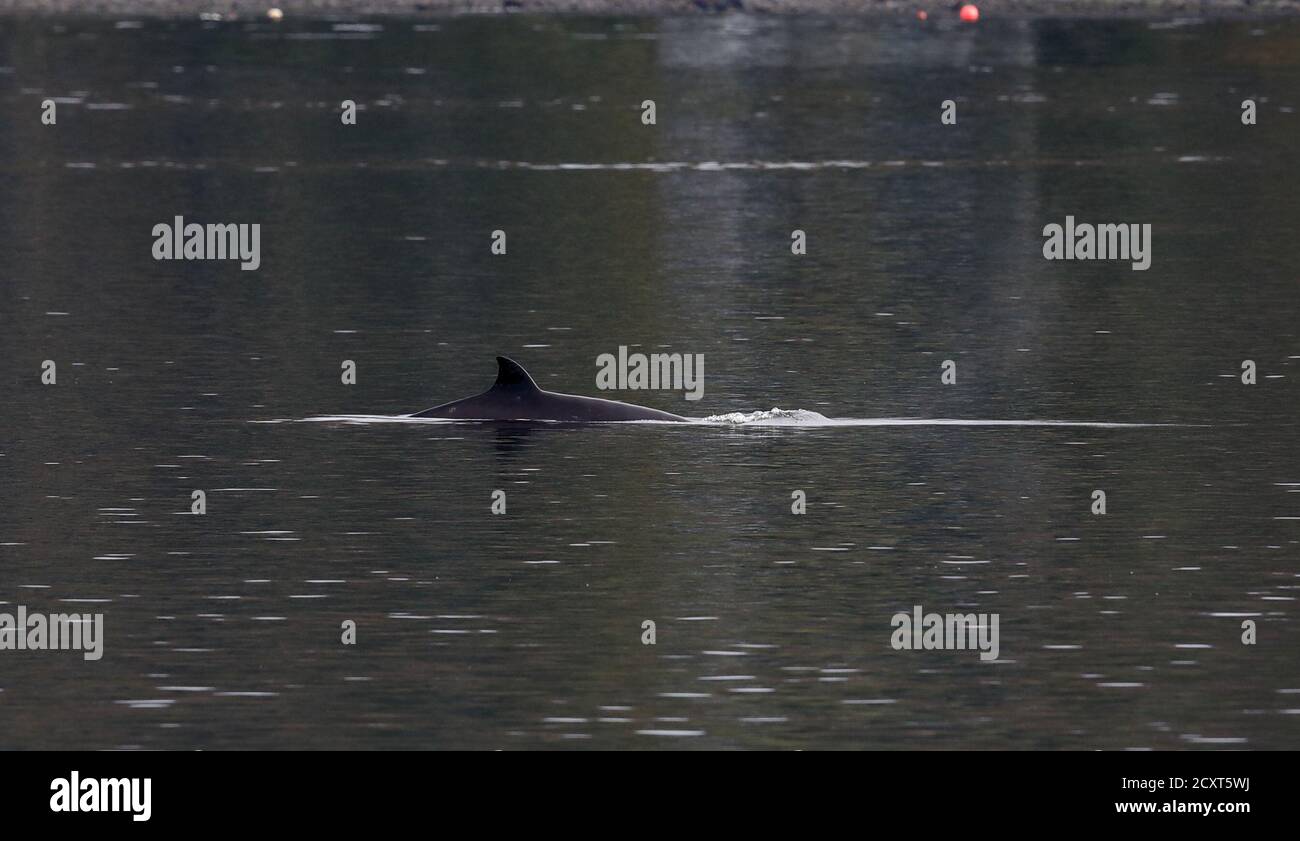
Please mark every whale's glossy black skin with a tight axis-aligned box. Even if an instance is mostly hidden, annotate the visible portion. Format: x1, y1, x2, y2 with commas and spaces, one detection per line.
411, 357, 689, 423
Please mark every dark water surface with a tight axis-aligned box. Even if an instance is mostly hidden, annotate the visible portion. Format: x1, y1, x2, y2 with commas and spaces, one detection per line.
1, 14, 1298, 749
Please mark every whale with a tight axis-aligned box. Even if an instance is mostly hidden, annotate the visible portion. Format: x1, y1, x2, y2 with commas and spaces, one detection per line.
411, 356, 690, 422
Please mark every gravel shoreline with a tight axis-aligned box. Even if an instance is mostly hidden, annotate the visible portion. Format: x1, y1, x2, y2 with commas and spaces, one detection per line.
2, 0, 1298, 20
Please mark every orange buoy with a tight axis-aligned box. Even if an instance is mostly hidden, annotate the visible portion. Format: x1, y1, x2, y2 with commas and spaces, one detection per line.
959, 3, 979, 21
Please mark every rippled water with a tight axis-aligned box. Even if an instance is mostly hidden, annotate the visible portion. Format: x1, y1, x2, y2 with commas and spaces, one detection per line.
1, 14, 1297, 749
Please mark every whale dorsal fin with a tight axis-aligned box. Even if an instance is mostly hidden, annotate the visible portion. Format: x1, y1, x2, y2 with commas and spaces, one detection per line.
493, 356, 540, 391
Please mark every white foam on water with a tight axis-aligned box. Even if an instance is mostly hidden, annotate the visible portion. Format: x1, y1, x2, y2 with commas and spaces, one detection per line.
700, 408, 830, 426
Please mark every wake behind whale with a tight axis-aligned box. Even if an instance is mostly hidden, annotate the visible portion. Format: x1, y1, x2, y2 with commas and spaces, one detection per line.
297, 411, 1165, 429
295, 356, 1168, 429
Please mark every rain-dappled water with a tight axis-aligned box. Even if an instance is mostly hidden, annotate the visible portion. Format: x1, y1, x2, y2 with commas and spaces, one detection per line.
1, 14, 1298, 749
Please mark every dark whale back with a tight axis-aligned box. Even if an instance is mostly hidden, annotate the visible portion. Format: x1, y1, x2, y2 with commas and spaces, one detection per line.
412, 357, 689, 423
